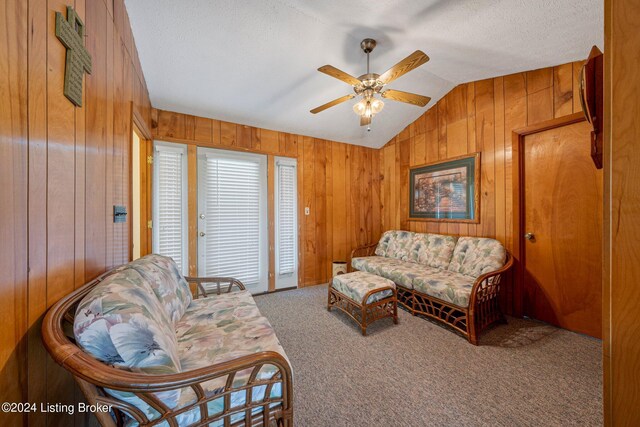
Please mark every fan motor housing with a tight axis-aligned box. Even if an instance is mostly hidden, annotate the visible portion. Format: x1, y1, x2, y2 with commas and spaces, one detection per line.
354, 73, 383, 95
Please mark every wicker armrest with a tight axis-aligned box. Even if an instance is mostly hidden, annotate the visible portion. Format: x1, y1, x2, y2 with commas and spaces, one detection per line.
42, 278, 293, 427
348, 243, 378, 272
184, 276, 246, 298
350, 243, 378, 260
469, 253, 514, 308
64, 345, 292, 426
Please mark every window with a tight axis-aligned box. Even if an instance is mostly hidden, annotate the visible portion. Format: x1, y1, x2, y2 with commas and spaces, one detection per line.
152, 141, 188, 274
275, 157, 298, 289
197, 148, 268, 293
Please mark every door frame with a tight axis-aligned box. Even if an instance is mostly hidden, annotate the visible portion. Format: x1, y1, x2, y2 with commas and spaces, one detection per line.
196, 147, 269, 294
129, 103, 153, 261
511, 112, 587, 317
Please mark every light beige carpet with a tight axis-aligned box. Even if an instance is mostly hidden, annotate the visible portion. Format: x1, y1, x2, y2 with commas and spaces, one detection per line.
254, 284, 602, 427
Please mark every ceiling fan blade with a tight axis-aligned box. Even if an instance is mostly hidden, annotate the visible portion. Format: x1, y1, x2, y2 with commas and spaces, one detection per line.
318, 65, 362, 86
360, 115, 371, 126
310, 94, 355, 114
378, 50, 430, 85
381, 89, 431, 107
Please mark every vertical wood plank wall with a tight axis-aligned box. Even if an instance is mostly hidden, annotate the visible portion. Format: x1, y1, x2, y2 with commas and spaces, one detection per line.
0, 0, 152, 426
379, 60, 585, 314
2, 1, 625, 422
604, 0, 640, 423
152, 109, 382, 287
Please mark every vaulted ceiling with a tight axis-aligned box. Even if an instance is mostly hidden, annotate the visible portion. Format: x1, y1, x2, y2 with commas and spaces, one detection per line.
126, 0, 603, 148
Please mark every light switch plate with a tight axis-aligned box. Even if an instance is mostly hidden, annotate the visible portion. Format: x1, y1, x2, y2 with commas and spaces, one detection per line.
305, 207, 310, 216
113, 205, 127, 223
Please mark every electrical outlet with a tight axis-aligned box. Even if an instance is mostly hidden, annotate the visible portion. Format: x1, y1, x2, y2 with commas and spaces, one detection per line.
305, 207, 310, 216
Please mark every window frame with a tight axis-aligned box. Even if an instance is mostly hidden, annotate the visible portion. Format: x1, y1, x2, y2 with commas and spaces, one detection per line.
274, 156, 298, 289
152, 140, 189, 275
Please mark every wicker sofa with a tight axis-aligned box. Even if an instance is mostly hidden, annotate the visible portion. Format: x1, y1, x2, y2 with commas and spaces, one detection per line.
351, 230, 513, 344
42, 254, 293, 427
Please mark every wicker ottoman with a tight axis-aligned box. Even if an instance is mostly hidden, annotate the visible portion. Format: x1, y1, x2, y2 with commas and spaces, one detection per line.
327, 271, 398, 336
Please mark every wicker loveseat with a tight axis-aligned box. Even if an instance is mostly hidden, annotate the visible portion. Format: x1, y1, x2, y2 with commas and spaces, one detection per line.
351, 230, 513, 344
42, 254, 293, 427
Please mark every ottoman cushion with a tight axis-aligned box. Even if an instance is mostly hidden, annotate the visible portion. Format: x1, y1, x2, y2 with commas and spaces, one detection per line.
331, 271, 395, 304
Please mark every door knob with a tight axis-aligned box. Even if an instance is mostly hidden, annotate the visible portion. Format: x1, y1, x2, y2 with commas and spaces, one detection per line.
199, 213, 205, 219
199, 231, 206, 237
524, 232, 535, 241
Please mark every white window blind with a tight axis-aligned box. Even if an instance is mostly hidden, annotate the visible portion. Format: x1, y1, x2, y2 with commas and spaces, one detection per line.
199, 150, 267, 291
152, 142, 188, 274
276, 160, 297, 276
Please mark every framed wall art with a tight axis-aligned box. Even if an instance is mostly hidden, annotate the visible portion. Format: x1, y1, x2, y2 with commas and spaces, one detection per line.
409, 153, 480, 222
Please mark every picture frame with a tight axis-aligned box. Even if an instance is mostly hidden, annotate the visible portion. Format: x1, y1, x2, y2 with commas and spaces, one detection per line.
409, 153, 480, 223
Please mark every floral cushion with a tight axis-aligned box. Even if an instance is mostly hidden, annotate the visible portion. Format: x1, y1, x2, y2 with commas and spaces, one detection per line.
412, 270, 476, 307
74, 268, 183, 419
374, 230, 415, 260
172, 290, 288, 425
176, 290, 288, 372
351, 256, 406, 276
127, 254, 193, 325
448, 237, 506, 278
379, 263, 441, 289
406, 233, 457, 269
332, 271, 395, 304
75, 265, 290, 426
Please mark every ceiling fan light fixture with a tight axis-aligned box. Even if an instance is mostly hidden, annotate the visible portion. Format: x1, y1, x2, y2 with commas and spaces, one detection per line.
370, 98, 384, 115
311, 38, 430, 129
353, 97, 384, 118
352, 99, 366, 116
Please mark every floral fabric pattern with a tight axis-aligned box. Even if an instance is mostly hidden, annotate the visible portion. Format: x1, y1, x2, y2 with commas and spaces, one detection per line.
127, 254, 192, 325
374, 231, 457, 270
374, 231, 394, 257
74, 256, 290, 427
351, 256, 406, 276
172, 290, 288, 424
176, 290, 288, 373
74, 268, 181, 373
358, 231, 507, 308
447, 237, 506, 278
381, 263, 441, 289
374, 230, 414, 260
332, 271, 395, 304
412, 270, 476, 307
74, 267, 183, 420
406, 233, 457, 269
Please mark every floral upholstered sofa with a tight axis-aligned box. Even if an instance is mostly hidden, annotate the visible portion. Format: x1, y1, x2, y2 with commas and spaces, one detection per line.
351, 230, 513, 344
42, 254, 293, 427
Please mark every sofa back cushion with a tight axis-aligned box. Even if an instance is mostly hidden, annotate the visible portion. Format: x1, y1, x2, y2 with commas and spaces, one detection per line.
375, 230, 415, 260
74, 267, 185, 419
447, 237, 506, 278
407, 233, 457, 269
127, 254, 193, 325
74, 268, 182, 374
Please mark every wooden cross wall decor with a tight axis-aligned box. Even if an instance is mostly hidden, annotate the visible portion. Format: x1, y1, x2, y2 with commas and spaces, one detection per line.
55, 6, 92, 107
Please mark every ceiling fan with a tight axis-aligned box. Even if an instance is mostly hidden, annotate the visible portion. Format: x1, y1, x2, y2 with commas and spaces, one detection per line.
310, 38, 431, 130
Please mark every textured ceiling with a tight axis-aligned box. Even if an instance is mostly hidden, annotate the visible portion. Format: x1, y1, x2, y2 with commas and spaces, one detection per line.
125, 0, 603, 148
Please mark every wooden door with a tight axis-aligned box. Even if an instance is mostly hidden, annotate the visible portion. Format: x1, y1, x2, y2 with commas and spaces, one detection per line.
522, 120, 602, 338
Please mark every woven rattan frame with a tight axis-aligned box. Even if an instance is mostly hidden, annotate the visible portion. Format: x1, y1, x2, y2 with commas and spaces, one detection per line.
350, 243, 513, 345
327, 282, 398, 336
42, 270, 293, 427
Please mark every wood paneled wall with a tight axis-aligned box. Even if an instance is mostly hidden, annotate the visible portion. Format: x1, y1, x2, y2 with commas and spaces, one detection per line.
0, 0, 152, 425
379, 60, 585, 314
152, 109, 382, 287
604, 0, 640, 423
